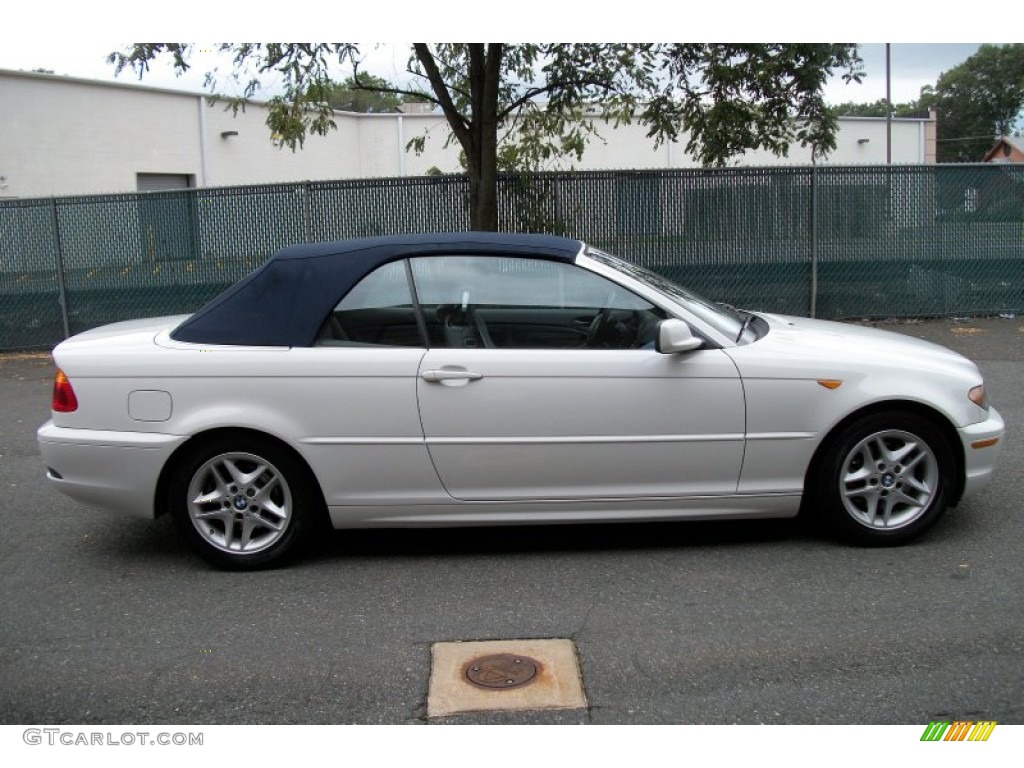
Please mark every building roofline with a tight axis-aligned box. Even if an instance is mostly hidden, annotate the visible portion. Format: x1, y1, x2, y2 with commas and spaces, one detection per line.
983, 135, 1024, 161
0, 66, 219, 101
0, 67, 431, 117
830, 114, 933, 124
3, 68, 934, 125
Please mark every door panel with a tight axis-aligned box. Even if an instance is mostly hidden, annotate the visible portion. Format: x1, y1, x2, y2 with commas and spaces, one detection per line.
416, 348, 745, 501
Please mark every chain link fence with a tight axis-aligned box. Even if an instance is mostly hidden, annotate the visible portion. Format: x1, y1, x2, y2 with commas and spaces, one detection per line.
1, 165, 1021, 351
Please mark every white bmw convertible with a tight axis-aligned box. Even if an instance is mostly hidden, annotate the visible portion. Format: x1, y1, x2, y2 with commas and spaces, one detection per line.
37, 233, 1005, 568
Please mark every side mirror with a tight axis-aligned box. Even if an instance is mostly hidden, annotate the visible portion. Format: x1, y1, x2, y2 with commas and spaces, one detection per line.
656, 318, 703, 354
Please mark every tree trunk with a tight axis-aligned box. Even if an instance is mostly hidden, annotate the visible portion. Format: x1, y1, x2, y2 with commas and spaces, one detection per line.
467, 170, 496, 231
467, 44, 502, 231
414, 43, 502, 232
469, 122, 499, 231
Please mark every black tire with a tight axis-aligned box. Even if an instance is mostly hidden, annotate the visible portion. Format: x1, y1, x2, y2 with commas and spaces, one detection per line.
168, 434, 322, 569
811, 412, 955, 546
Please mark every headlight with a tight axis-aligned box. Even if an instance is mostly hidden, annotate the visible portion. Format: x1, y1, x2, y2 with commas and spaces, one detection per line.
968, 384, 988, 410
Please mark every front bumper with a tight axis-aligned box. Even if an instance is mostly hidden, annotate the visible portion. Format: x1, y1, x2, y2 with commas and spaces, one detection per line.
37, 421, 187, 519
957, 406, 1005, 502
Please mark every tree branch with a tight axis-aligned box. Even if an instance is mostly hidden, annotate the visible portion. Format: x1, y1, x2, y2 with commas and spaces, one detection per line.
497, 78, 616, 121
349, 62, 437, 108
412, 44, 473, 149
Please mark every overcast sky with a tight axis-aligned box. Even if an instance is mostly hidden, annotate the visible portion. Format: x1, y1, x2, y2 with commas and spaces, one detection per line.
0, 41, 990, 106
0, 2, 1000, 107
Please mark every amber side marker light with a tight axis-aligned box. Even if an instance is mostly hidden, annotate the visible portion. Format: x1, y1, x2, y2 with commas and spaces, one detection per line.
971, 437, 1000, 449
817, 379, 843, 390
52, 369, 78, 413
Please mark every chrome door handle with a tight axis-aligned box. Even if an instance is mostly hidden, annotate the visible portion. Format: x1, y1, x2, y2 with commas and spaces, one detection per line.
421, 369, 484, 383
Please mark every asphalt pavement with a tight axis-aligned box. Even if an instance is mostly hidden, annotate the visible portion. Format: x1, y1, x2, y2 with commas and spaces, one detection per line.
0, 316, 1021, 725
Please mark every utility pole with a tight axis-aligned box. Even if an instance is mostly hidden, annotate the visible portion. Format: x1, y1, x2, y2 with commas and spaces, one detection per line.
886, 43, 892, 165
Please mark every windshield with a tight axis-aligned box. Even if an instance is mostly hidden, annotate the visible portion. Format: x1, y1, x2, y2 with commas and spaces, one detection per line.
586, 248, 747, 340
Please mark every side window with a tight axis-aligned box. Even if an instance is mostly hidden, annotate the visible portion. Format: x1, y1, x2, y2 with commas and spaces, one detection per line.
316, 261, 422, 347
410, 256, 667, 349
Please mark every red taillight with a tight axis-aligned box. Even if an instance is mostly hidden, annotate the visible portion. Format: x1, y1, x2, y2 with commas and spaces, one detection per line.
52, 369, 78, 413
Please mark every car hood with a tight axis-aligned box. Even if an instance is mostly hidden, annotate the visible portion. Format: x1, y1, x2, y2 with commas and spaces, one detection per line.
736, 312, 982, 380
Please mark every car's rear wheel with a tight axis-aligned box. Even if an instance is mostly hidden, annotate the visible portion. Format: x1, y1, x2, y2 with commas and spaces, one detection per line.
168, 436, 319, 569
814, 412, 954, 545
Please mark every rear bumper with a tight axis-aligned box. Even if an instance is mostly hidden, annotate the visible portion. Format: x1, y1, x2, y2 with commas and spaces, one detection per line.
37, 421, 186, 519
957, 406, 1005, 501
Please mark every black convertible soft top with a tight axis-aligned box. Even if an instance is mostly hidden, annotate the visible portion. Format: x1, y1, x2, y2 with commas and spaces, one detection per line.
171, 232, 584, 346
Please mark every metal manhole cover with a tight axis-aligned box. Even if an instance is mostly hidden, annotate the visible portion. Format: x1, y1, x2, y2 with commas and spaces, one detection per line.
463, 653, 540, 690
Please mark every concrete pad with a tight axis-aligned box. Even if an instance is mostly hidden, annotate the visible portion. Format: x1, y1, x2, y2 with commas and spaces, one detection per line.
427, 638, 586, 719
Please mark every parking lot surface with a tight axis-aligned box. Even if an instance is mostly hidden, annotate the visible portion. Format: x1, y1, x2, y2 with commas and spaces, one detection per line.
1, 316, 1021, 725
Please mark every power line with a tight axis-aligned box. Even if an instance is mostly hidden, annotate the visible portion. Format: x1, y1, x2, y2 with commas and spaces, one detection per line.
935, 135, 999, 143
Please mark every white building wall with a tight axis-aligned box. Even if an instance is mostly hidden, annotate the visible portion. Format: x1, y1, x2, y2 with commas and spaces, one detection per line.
200, 100, 364, 185
580, 116, 927, 168
398, 115, 464, 175
0, 69, 933, 200
2, 74, 202, 197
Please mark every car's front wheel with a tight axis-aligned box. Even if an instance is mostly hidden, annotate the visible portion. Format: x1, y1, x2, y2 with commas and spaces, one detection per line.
814, 412, 955, 545
168, 436, 320, 569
